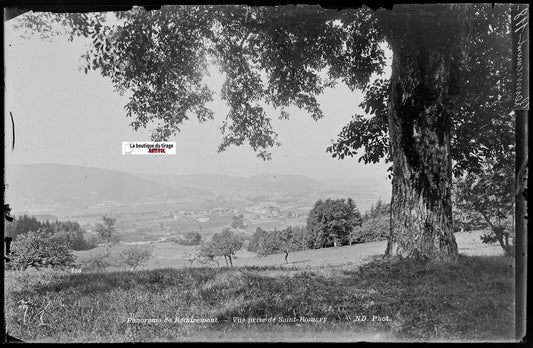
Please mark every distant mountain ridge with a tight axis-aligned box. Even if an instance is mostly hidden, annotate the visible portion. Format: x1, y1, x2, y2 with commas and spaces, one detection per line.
140, 172, 323, 194
5, 164, 211, 209
5, 163, 391, 213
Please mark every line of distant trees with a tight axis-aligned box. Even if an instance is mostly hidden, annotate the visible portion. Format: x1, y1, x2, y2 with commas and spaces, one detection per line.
199, 191, 515, 267
193, 198, 392, 266
246, 198, 391, 263
5, 214, 98, 251
4, 215, 155, 272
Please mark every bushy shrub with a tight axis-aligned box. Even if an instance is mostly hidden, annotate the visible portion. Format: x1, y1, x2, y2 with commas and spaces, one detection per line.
78, 254, 115, 272
350, 215, 390, 244
10, 229, 76, 271
195, 241, 220, 266
173, 231, 202, 246
119, 245, 155, 270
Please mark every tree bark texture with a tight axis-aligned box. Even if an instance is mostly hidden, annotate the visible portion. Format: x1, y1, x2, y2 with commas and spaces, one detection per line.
381, 6, 470, 262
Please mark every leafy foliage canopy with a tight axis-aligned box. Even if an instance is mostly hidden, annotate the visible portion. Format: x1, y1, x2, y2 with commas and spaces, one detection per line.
10, 228, 76, 270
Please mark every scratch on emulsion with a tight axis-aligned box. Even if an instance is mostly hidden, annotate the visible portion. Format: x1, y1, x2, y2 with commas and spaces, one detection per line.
10, 111, 15, 151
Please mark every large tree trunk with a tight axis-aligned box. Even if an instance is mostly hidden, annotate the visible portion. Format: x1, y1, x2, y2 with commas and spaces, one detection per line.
382, 5, 469, 262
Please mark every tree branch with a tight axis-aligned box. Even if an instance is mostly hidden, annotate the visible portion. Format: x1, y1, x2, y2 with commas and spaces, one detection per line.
477, 208, 506, 250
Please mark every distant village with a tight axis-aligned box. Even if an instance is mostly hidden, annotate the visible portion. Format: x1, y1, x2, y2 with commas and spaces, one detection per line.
169, 202, 304, 223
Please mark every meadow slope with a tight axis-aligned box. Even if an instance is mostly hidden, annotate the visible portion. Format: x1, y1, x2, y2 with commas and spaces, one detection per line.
73, 230, 504, 270
4, 230, 514, 343
5, 256, 514, 342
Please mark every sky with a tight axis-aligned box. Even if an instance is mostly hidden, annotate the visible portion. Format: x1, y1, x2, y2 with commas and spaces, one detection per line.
4, 11, 392, 185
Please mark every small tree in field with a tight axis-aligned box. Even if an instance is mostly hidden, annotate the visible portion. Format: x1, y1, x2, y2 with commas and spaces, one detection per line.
211, 228, 244, 267
279, 231, 294, 264
10, 228, 76, 270
119, 245, 155, 270
258, 227, 302, 264
95, 216, 119, 257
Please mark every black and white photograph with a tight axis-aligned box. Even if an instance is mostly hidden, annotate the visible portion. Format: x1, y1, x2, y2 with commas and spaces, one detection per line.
3, 3, 528, 343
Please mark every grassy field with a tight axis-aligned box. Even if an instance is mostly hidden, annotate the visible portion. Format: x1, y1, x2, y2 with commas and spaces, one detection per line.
72, 230, 504, 271
5, 230, 515, 343
4, 253, 515, 342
